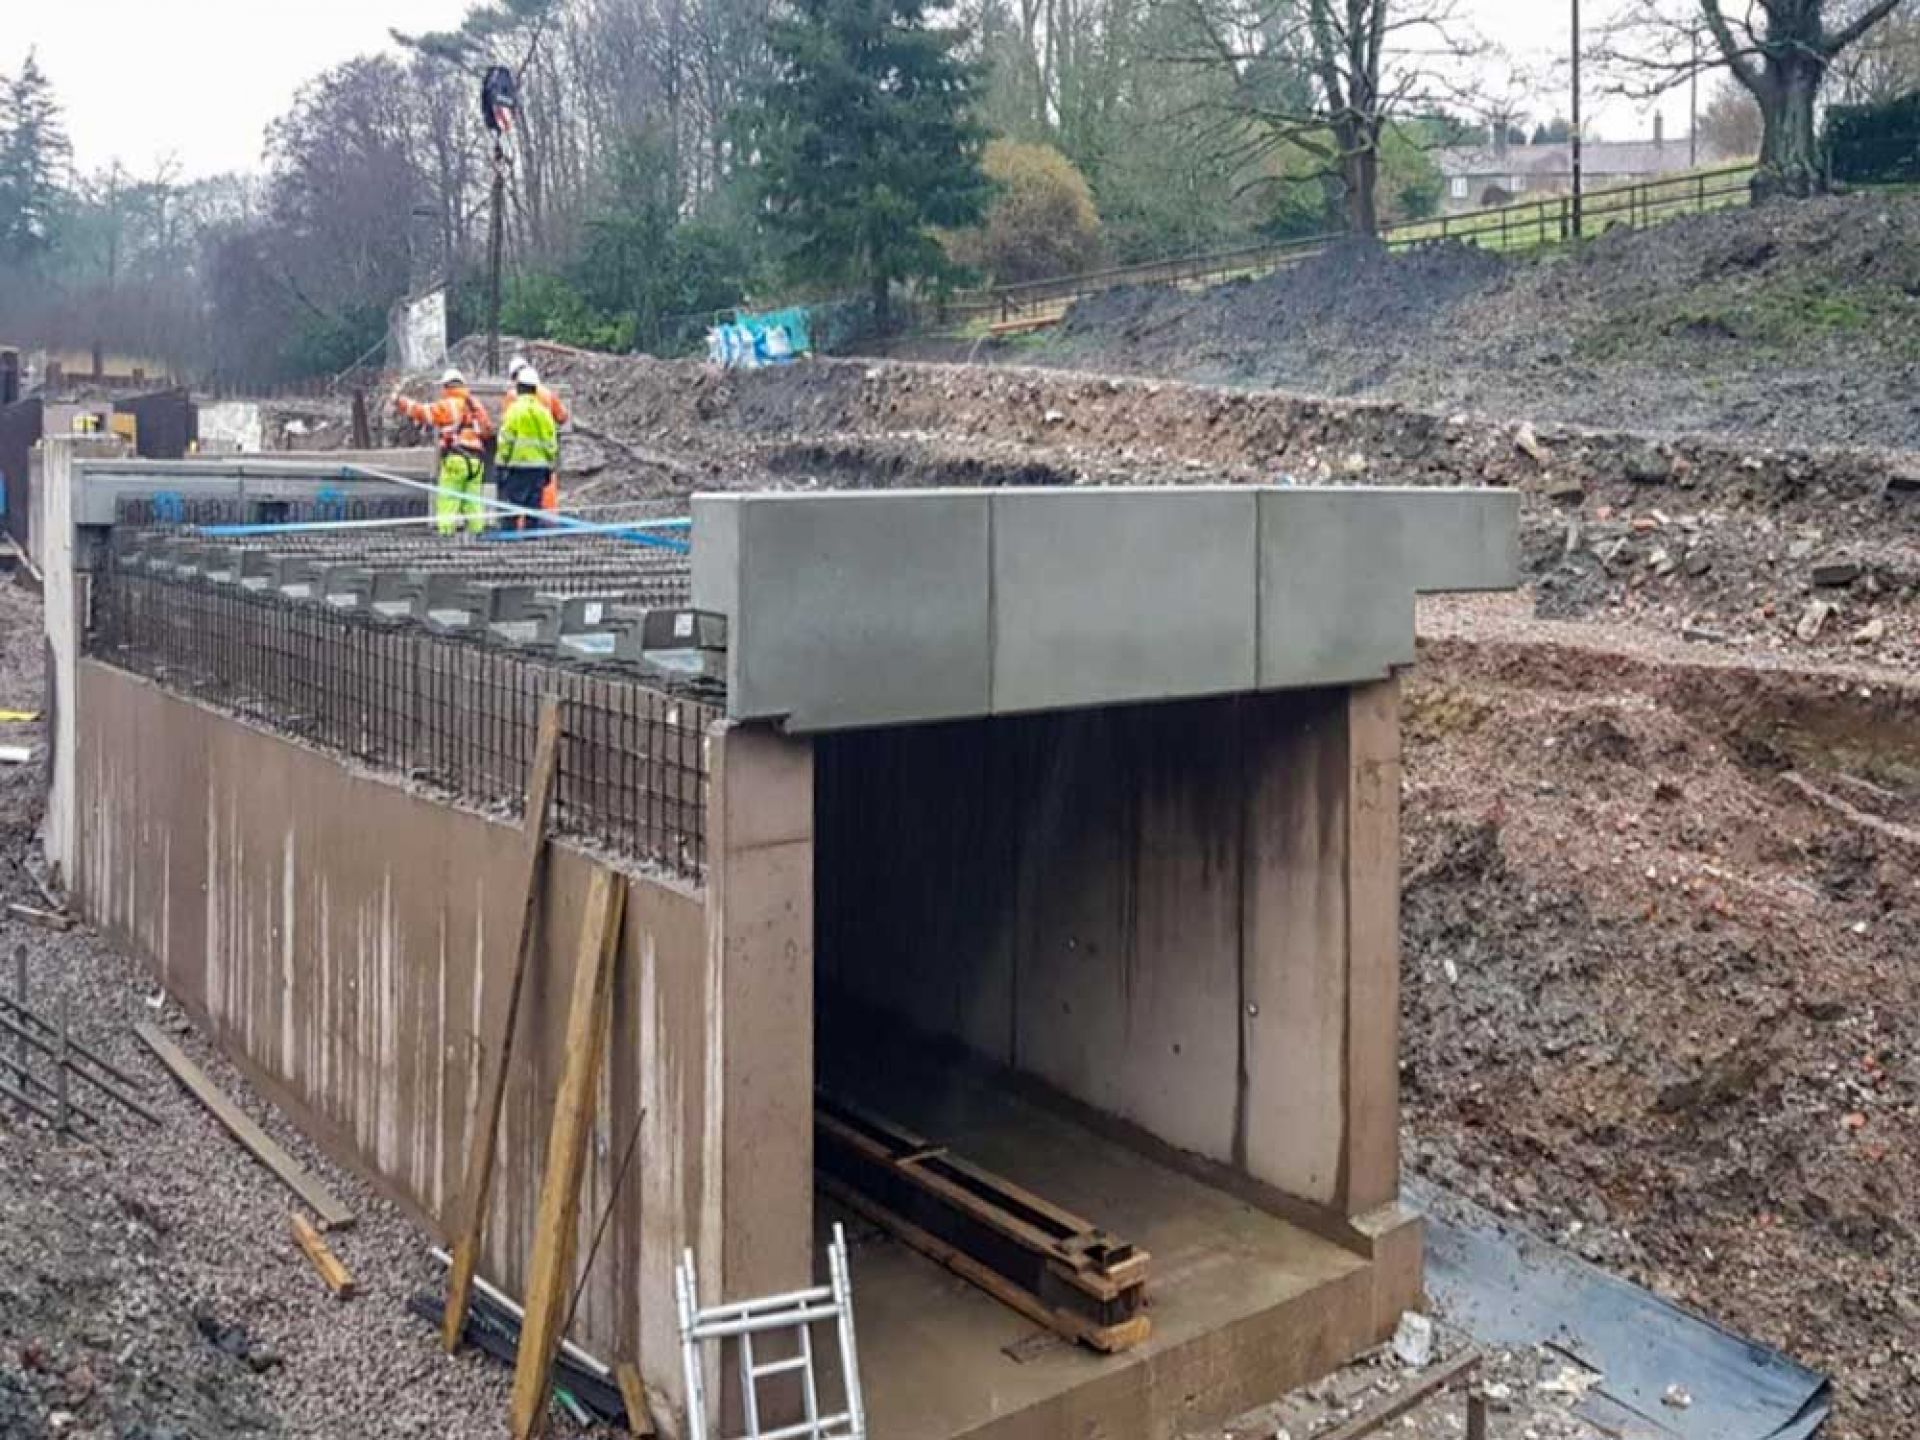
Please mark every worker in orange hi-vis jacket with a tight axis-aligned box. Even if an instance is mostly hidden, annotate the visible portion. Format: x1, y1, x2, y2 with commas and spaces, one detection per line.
507, 355, 570, 516
393, 368, 495, 535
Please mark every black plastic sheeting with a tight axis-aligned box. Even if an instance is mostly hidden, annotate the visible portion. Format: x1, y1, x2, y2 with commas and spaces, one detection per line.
407, 1289, 631, 1428
1412, 1179, 1830, 1439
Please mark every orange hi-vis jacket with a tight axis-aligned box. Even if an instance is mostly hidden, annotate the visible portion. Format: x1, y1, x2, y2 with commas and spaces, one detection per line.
395, 386, 494, 456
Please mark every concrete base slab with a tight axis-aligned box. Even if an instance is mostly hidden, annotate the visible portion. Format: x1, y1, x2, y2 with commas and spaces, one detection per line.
815, 1072, 1393, 1440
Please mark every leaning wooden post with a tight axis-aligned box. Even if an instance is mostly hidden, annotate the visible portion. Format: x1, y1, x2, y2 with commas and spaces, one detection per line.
12, 946, 25, 1120
55, 991, 69, 1135
510, 866, 627, 1439
443, 695, 564, 1352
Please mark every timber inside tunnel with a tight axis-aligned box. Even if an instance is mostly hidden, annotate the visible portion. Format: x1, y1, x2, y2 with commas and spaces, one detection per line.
32, 440, 1519, 1440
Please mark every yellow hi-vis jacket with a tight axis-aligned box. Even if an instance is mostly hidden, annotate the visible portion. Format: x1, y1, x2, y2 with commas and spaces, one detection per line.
497, 392, 560, 471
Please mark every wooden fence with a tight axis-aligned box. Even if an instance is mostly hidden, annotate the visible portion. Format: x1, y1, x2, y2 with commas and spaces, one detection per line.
944, 162, 1758, 331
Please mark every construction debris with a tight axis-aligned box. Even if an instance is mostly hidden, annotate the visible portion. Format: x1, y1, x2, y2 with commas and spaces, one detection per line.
134, 1022, 354, 1230
409, 1283, 628, 1427
1313, 1351, 1480, 1440
6, 902, 70, 931
615, 1363, 656, 1439
815, 1091, 1149, 1353
289, 1212, 357, 1299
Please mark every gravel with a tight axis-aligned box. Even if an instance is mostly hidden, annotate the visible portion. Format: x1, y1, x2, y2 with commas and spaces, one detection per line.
0, 578, 584, 1440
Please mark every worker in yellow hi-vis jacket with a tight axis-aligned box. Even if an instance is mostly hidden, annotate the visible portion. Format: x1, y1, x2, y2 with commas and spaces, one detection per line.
494, 367, 560, 532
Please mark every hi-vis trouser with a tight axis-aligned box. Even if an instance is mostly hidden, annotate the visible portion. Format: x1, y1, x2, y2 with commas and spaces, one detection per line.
436, 451, 487, 535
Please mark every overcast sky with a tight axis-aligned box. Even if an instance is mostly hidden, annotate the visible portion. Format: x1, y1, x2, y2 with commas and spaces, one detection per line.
4, 0, 1690, 181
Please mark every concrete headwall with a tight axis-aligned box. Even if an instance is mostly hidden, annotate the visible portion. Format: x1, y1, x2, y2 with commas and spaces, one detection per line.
816, 682, 1401, 1220
74, 660, 717, 1405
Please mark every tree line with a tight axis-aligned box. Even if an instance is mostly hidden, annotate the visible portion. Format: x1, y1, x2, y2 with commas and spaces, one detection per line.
2, 0, 1916, 386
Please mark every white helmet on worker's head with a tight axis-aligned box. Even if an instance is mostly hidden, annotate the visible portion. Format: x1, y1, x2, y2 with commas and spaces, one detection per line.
507, 355, 529, 381
517, 365, 541, 390
440, 366, 467, 388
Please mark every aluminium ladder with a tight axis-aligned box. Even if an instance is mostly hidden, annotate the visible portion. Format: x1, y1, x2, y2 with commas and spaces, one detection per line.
676, 1222, 867, 1440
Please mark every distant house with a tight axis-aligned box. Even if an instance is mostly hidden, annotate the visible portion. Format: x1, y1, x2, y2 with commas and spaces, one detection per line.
1434, 119, 1739, 214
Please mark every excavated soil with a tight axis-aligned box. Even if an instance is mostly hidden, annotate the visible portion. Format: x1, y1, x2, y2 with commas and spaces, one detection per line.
1022, 192, 1920, 452
1404, 597, 1918, 1440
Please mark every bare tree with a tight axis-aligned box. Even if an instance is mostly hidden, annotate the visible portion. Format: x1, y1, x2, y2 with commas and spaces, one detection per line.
1829, 2, 1920, 102
1163, 0, 1479, 236
1697, 74, 1763, 155
1603, 0, 1912, 200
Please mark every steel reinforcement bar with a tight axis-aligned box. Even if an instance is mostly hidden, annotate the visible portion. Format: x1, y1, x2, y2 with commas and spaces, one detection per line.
87, 561, 717, 879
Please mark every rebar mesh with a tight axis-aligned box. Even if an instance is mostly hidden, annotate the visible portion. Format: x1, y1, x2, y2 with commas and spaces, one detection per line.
88, 552, 716, 879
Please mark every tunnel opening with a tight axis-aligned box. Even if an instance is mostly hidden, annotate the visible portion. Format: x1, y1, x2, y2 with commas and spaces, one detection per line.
809, 689, 1384, 1440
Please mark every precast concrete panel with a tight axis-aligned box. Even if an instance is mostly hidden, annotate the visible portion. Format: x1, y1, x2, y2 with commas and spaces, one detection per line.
1366, 486, 1522, 594
693, 491, 992, 730
1256, 490, 1416, 690
989, 488, 1258, 713
695, 485, 1519, 731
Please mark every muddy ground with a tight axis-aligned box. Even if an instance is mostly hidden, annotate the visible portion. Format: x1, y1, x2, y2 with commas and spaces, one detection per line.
1405, 597, 1917, 1440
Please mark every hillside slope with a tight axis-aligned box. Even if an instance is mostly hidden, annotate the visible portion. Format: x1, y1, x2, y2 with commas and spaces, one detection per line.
1027, 192, 1920, 449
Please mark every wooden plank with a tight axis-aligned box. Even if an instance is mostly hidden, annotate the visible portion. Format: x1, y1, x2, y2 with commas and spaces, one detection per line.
6, 903, 71, 932
815, 1097, 1150, 1350
823, 1094, 1127, 1280
509, 866, 627, 1440
290, 1211, 358, 1299
1315, 1350, 1480, 1440
134, 1022, 355, 1231
615, 1362, 657, 1439
444, 695, 564, 1352
820, 1175, 1150, 1355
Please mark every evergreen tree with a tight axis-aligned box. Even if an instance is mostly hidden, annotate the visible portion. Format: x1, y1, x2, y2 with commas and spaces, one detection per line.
0, 50, 71, 265
743, 0, 989, 329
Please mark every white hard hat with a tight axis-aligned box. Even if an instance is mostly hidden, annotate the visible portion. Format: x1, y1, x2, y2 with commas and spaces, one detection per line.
440, 366, 466, 387
518, 365, 541, 388
507, 355, 529, 379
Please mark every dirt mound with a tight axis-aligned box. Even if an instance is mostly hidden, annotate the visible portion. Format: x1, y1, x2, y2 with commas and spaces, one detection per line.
1030, 192, 1920, 449
1059, 238, 1507, 395
1401, 632, 1920, 1440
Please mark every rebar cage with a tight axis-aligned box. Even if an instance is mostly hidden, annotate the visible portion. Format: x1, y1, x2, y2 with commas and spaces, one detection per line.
85, 525, 718, 880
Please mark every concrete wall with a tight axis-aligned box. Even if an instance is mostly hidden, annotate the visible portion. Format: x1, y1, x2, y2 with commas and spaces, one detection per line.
816, 682, 1400, 1220
74, 660, 815, 1427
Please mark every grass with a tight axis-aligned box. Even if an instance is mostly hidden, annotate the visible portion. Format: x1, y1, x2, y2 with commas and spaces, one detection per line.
1575, 275, 1920, 362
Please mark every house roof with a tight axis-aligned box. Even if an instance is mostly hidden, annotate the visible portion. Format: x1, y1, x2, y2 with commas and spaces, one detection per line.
1435, 139, 1733, 179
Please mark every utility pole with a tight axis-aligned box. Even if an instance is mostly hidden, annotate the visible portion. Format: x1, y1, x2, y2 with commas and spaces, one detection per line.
480, 65, 520, 378
1690, 30, 1701, 168
1571, 0, 1583, 238
487, 141, 505, 377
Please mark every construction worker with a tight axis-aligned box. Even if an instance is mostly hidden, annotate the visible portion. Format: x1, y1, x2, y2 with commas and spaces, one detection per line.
393, 368, 494, 535
495, 367, 560, 531
507, 354, 569, 513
